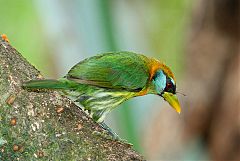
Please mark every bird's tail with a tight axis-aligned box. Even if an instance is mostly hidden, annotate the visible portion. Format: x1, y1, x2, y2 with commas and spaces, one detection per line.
22, 79, 76, 90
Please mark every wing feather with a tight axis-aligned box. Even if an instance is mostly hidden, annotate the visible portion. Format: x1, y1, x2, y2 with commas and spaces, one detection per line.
66, 52, 150, 90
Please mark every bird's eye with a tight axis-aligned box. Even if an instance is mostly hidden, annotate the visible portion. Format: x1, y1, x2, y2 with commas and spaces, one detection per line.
164, 78, 176, 94
166, 82, 172, 89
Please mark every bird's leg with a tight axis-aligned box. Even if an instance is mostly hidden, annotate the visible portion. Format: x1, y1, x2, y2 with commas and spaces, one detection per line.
99, 122, 133, 146
99, 122, 120, 140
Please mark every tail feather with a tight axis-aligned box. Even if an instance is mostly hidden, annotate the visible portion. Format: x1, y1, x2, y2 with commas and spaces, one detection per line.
22, 79, 71, 89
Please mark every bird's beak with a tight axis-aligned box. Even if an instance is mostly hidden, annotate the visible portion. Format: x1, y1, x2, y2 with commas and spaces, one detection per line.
162, 92, 181, 114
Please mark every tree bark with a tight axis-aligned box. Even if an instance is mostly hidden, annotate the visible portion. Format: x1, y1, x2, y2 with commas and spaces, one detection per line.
0, 38, 144, 161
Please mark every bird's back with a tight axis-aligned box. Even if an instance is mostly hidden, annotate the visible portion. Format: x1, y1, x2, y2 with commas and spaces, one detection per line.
66, 51, 152, 91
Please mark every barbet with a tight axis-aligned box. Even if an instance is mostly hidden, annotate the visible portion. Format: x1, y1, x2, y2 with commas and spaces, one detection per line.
23, 52, 181, 138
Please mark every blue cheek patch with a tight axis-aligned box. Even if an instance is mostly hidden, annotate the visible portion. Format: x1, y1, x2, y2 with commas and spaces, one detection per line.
153, 70, 166, 94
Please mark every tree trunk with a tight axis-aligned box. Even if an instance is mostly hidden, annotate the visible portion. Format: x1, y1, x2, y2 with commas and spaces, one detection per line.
0, 38, 144, 160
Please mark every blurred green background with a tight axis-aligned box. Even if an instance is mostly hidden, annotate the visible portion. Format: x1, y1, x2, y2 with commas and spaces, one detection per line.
0, 0, 206, 160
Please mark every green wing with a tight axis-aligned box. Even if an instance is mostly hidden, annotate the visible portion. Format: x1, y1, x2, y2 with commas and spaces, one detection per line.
66, 51, 150, 90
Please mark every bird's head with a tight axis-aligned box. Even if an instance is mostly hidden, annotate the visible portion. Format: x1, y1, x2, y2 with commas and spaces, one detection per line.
152, 66, 181, 114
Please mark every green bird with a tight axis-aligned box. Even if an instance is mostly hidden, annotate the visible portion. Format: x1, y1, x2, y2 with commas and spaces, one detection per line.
23, 52, 181, 137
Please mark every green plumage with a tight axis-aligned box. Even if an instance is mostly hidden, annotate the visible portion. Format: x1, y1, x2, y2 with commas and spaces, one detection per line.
24, 52, 152, 123
23, 51, 182, 141
67, 52, 150, 90
23, 50, 182, 127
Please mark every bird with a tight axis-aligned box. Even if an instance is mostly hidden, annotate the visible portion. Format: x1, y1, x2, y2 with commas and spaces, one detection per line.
23, 51, 181, 138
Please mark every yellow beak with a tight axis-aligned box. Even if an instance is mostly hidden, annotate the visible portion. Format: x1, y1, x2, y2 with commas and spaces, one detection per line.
162, 92, 181, 114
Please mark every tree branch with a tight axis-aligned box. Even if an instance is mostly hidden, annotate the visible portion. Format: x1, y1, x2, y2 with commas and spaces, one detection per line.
0, 38, 144, 160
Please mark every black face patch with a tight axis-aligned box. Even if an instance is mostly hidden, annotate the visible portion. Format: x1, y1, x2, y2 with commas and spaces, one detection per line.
164, 77, 176, 94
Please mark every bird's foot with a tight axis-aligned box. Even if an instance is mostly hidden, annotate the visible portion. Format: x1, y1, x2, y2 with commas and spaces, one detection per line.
99, 122, 120, 140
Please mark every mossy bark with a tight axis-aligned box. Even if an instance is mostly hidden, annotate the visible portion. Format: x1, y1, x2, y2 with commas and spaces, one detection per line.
0, 38, 144, 161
